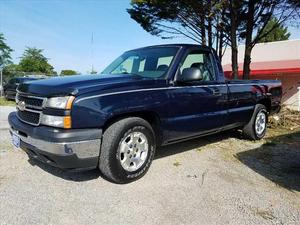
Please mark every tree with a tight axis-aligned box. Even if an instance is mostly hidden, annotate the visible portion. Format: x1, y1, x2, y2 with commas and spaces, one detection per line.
127, 0, 247, 79
0, 33, 13, 68
127, 0, 299, 80
3, 63, 19, 73
258, 17, 291, 43
228, 0, 243, 79
2, 64, 21, 80
241, 0, 298, 79
18, 47, 55, 75
60, 70, 78, 76
127, 0, 229, 58
90, 70, 97, 74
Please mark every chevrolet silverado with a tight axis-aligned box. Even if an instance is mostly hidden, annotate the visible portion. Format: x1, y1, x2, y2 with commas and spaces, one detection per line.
8, 44, 282, 183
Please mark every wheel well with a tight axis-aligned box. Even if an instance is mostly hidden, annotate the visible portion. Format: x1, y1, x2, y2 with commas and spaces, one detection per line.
258, 98, 271, 112
102, 111, 163, 146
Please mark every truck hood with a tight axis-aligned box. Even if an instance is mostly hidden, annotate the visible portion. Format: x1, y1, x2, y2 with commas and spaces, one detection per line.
17, 74, 154, 97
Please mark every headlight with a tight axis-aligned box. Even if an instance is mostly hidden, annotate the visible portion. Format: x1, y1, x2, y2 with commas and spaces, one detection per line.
42, 96, 74, 128
41, 115, 72, 129
45, 96, 75, 109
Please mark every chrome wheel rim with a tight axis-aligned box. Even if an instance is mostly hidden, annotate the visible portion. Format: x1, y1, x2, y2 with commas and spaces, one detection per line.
119, 131, 149, 172
255, 111, 266, 136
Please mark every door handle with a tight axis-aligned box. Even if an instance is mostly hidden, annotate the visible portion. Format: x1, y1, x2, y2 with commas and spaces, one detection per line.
212, 89, 221, 96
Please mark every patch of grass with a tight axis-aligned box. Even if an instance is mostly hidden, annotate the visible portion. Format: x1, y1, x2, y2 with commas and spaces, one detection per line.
196, 148, 203, 153
173, 161, 181, 167
269, 107, 300, 130
0, 97, 15, 106
255, 208, 275, 220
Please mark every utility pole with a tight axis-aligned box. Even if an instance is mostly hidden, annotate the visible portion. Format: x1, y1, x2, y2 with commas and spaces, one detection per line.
91, 32, 94, 74
0, 67, 3, 97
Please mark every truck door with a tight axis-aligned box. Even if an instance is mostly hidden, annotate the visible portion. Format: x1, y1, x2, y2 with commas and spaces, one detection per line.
165, 49, 228, 142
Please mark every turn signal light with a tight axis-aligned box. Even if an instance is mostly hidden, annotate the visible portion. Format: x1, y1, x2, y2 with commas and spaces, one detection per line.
64, 116, 72, 129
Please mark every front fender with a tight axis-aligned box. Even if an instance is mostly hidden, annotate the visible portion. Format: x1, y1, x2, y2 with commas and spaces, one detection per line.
71, 89, 169, 129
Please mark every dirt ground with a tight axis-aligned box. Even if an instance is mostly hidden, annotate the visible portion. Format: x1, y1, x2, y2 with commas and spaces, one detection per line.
0, 126, 299, 225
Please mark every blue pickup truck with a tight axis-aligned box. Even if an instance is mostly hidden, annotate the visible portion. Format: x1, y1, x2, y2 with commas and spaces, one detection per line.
8, 44, 282, 183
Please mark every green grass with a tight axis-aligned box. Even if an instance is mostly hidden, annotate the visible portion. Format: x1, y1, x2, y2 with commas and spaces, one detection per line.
0, 97, 15, 106
173, 161, 182, 167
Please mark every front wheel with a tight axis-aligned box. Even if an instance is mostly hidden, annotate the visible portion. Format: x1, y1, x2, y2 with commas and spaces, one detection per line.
242, 104, 268, 140
99, 117, 156, 184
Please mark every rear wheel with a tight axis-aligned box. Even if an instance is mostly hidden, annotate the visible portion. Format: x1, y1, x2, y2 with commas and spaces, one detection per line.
99, 117, 156, 184
242, 104, 268, 140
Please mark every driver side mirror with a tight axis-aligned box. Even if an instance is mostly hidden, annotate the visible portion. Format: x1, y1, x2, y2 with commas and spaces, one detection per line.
178, 67, 203, 83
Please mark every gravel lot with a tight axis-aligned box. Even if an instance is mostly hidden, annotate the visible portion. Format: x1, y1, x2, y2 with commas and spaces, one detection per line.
0, 106, 15, 130
0, 111, 299, 225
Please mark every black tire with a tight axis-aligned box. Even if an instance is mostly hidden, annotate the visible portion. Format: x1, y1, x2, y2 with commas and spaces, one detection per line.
242, 104, 268, 140
99, 117, 156, 184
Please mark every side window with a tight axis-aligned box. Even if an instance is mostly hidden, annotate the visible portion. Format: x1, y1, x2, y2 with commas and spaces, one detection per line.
180, 51, 216, 81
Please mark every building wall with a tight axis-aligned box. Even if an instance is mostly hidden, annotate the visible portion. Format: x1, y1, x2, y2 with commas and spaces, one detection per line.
222, 39, 300, 65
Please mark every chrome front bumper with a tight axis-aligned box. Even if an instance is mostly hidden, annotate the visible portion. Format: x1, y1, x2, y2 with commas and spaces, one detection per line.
10, 128, 101, 159
8, 112, 102, 170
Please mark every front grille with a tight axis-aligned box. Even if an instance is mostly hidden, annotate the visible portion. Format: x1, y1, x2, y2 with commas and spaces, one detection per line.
16, 93, 45, 126
17, 110, 40, 125
17, 94, 44, 109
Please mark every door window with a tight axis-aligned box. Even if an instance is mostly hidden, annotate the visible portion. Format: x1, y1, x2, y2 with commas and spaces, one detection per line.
180, 51, 216, 81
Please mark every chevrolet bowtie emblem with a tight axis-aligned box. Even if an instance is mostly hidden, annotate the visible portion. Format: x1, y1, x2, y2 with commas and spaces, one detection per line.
17, 101, 26, 111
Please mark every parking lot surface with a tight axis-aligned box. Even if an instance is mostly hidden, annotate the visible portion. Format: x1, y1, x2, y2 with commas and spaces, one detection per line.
0, 117, 299, 225
0, 106, 15, 130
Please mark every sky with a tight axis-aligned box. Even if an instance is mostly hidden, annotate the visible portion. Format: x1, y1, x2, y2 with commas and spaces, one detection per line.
0, 0, 300, 74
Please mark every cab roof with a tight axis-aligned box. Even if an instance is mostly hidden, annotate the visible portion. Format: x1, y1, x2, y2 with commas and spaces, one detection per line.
132, 44, 212, 51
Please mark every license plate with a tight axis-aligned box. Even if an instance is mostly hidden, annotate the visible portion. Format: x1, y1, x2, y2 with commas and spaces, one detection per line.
12, 133, 20, 148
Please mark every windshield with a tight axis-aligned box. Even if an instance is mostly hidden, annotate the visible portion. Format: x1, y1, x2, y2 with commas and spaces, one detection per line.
101, 47, 179, 78
19, 78, 37, 83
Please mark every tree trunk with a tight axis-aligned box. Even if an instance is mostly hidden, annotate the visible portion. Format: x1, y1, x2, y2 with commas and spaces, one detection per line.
208, 18, 212, 47
243, 46, 253, 80
207, 1, 213, 48
215, 27, 219, 54
200, 0, 206, 45
231, 40, 238, 79
218, 29, 224, 62
243, 0, 255, 80
230, 0, 239, 79
218, 11, 226, 63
